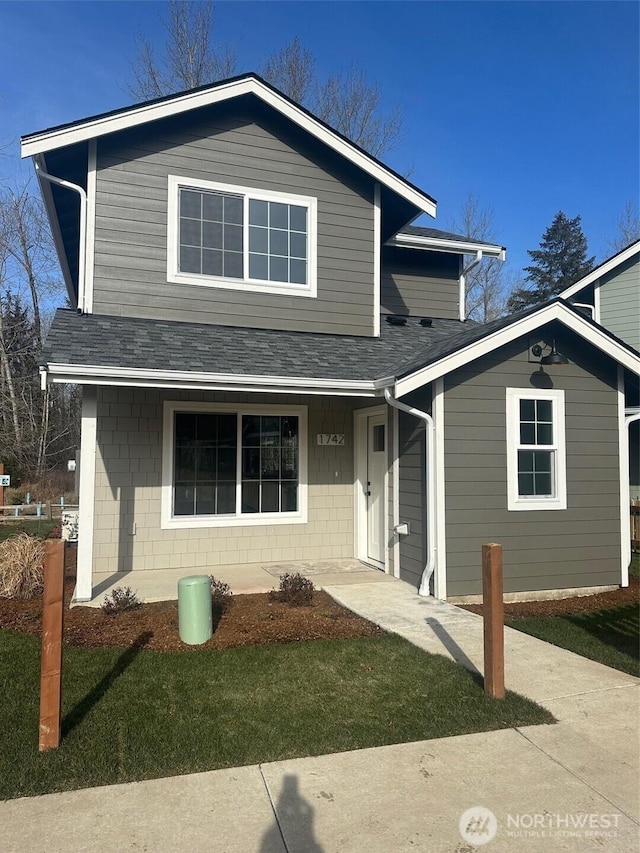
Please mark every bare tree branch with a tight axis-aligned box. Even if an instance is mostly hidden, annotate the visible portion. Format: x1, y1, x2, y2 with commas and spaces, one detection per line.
314, 66, 402, 157
261, 37, 316, 105
128, 0, 236, 100
448, 193, 508, 322
607, 199, 640, 254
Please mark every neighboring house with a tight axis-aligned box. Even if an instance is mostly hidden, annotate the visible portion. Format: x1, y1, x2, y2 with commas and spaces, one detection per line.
560, 242, 640, 499
22, 74, 640, 602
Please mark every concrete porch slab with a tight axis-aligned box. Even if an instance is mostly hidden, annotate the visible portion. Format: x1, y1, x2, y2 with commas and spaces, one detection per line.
77, 559, 389, 608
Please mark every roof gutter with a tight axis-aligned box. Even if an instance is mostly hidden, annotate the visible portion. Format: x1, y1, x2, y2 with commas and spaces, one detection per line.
40, 363, 380, 397
35, 159, 87, 313
388, 232, 506, 259
383, 387, 436, 597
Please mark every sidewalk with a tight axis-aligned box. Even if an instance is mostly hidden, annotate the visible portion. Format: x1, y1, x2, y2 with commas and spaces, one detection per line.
2, 579, 638, 852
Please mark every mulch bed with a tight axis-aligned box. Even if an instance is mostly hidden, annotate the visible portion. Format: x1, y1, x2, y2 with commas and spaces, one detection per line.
459, 574, 640, 619
0, 556, 385, 652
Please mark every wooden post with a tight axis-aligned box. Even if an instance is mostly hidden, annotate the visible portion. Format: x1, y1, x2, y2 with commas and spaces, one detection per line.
39, 539, 65, 751
0, 461, 4, 512
482, 543, 505, 699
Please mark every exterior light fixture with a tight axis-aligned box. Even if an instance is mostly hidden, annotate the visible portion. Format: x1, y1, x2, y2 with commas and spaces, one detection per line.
531, 341, 569, 366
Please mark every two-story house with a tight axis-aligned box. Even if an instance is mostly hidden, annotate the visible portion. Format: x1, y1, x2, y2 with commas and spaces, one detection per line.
22, 74, 640, 603
559, 241, 640, 500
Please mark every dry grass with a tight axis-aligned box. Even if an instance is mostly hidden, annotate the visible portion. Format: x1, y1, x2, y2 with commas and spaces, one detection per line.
0, 533, 45, 599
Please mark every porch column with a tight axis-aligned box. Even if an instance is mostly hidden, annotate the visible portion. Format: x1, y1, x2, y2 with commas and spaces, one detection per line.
76, 386, 97, 601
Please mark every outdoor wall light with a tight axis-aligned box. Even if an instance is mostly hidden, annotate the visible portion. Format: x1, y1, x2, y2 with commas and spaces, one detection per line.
531, 340, 569, 366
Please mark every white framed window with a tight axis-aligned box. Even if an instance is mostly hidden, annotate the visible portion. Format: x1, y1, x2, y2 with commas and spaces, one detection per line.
167, 175, 317, 297
161, 401, 308, 529
506, 388, 567, 511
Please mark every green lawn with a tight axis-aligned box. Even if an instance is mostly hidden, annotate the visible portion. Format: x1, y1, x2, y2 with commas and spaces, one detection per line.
507, 554, 640, 678
0, 630, 553, 800
0, 519, 57, 542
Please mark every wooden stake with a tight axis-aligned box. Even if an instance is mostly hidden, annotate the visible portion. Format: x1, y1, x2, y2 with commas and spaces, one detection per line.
39, 539, 65, 751
0, 462, 4, 512
482, 543, 505, 699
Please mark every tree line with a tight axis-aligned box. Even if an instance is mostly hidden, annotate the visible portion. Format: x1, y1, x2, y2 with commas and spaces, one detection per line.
0, 188, 80, 483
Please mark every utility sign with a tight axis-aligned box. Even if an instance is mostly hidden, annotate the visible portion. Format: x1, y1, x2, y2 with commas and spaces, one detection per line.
0, 475, 10, 487
316, 434, 345, 446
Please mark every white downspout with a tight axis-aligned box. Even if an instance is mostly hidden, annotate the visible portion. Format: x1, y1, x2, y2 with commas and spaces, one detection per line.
459, 250, 483, 322
34, 158, 88, 313
384, 387, 436, 596
623, 411, 640, 584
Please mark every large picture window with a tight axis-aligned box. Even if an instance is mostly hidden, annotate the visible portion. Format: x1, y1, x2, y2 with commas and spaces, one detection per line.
168, 176, 316, 297
506, 388, 566, 511
162, 402, 307, 528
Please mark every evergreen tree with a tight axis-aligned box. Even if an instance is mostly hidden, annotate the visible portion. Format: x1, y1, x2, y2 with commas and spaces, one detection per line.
507, 211, 595, 311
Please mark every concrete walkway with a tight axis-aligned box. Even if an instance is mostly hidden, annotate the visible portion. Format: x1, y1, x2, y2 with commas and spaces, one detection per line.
2, 579, 639, 852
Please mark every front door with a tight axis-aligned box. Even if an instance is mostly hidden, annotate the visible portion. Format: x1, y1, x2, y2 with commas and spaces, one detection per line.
366, 414, 386, 567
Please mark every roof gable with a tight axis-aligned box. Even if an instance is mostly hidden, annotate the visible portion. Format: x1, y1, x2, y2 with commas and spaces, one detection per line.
394, 298, 640, 396
559, 240, 640, 300
21, 73, 436, 218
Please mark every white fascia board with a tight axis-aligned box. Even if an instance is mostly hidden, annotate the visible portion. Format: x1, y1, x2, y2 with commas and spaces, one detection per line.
44, 363, 379, 397
388, 233, 506, 260
21, 78, 436, 218
559, 242, 640, 300
395, 302, 640, 398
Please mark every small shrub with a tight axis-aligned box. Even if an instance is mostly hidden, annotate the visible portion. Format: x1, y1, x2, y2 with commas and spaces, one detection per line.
270, 572, 315, 606
5, 488, 26, 506
101, 586, 142, 616
209, 575, 233, 611
47, 526, 62, 540
0, 533, 45, 599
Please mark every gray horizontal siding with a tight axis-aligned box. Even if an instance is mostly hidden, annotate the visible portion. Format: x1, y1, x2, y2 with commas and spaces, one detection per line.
397, 388, 431, 589
443, 329, 621, 596
93, 104, 375, 336
598, 254, 640, 351
381, 247, 459, 320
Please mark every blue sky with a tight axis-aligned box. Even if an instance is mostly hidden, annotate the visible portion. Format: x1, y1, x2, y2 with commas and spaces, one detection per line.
1, 1, 638, 278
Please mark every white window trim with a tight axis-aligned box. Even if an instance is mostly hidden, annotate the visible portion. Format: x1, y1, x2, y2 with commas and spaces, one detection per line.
506, 388, 567, 512
167, 175, 317, 298
161, 401, 308, 529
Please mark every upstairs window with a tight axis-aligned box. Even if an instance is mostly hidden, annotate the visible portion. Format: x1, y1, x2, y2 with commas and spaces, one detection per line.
506, 388, 567, 511
168, 176, 316, 297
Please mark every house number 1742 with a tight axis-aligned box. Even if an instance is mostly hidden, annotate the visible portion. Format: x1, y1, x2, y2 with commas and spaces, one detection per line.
316, 434, 345, 446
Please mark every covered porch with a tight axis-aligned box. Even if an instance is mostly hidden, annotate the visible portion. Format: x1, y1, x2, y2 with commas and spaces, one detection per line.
77, 558, 396, 608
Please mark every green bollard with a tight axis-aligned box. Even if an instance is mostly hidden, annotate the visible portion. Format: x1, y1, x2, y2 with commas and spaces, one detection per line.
178, 575, 213, 645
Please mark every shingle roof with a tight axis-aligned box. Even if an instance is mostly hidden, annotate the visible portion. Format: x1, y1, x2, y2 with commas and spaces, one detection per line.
43, 309, 479, 383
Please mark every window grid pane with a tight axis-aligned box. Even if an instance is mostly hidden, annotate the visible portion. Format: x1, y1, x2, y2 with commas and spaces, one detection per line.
173, 413, 237, 515
248, 200, 308, 285
519, 398, 554, 447
179, 189, 243, 278
241, 415, 299, 513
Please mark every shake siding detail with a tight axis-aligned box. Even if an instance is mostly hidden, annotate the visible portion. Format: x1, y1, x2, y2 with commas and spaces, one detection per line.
598, 254, 640, 352
92, 387, 362, 574
443, 334, 621, 596
92, 108, 375, 336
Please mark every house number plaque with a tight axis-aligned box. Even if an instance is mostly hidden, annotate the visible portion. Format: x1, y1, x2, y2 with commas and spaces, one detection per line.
316, 434, 345, 446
